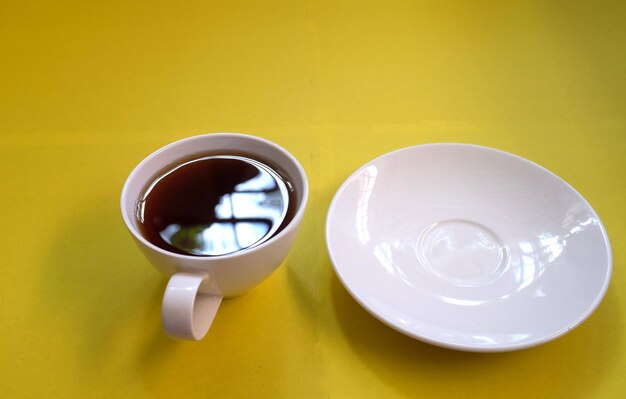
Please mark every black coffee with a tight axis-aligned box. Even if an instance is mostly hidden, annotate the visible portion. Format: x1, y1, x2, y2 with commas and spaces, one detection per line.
136, 154, 296, 256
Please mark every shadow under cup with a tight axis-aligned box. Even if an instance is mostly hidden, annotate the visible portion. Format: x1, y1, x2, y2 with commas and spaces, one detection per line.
120, 133, 308, 339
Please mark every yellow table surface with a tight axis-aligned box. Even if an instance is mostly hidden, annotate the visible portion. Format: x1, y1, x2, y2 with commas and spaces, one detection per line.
1, 1, 625, 397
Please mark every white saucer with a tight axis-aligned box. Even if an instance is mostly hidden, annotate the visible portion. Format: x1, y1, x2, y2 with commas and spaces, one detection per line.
326, 143, 612, 352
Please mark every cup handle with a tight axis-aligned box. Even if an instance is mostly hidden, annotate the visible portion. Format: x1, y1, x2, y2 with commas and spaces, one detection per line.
161, 272, 223, 340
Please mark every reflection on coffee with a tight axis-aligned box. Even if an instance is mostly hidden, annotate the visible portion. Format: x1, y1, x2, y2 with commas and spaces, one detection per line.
136, 154, 295, 256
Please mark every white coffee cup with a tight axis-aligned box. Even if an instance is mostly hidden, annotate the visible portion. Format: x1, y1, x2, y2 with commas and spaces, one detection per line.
120, 133, 308, 340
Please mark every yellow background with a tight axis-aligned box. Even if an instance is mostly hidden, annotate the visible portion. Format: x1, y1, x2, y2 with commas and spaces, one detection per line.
1, 1, 625, 397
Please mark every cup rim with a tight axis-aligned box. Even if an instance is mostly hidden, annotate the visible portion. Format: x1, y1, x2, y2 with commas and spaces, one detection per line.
120, 132, 309, 260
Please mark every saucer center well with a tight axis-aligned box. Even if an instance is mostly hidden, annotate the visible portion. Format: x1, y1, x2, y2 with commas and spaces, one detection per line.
416, 220, 507, 285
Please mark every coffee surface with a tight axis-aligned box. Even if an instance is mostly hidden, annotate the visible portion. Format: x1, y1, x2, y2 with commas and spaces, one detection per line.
137, 154, 294, 256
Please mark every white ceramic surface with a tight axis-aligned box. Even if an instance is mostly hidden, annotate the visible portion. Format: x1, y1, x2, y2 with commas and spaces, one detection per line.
121, 133, 308, 340
326, 143, 612, 352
